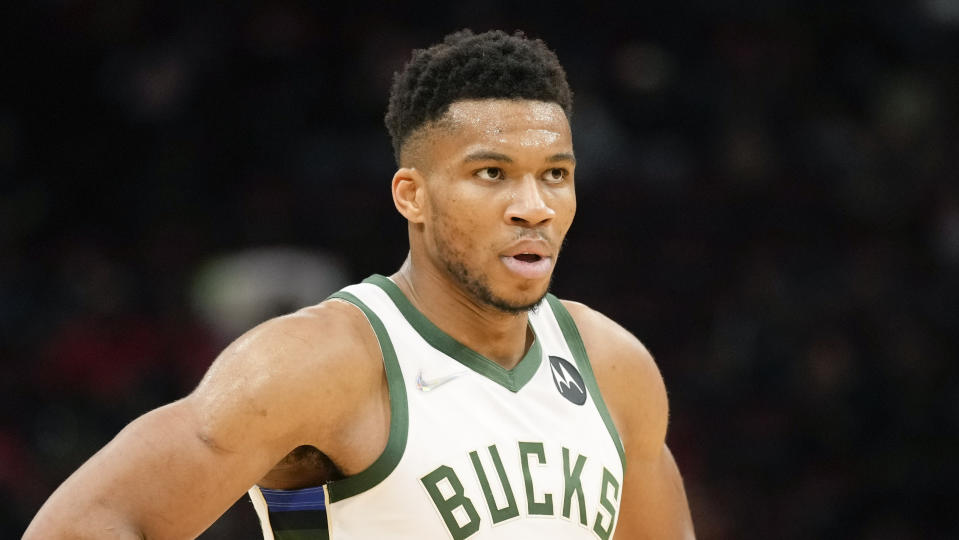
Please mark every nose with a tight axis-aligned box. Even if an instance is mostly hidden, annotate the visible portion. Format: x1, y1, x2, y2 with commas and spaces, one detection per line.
504, 174, 555, 227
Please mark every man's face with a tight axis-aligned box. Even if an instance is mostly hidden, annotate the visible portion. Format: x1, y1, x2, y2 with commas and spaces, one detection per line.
413, 99, 576, 313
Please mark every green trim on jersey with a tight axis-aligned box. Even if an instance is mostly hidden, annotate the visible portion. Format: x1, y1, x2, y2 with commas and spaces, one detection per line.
323, 291, 409, 503
545, 294, 627, 471
274, 529, 330, 540
364, 274, 543, 393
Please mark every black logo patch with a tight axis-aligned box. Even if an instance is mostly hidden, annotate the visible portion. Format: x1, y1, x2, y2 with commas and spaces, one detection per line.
548, 356, 587, 405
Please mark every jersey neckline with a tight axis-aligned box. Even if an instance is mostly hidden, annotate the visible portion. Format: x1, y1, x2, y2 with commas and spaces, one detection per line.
363, 274, 542, 393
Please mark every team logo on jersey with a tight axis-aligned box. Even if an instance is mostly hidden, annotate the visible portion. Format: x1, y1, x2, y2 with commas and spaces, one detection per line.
548, 355, 587, 405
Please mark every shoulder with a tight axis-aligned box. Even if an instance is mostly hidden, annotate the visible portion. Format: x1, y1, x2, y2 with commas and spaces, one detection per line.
185, 296, 382, 453
558, 299, 669, 460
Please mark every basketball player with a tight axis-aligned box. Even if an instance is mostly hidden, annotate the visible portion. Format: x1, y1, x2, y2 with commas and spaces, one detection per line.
25, 30, 695, 539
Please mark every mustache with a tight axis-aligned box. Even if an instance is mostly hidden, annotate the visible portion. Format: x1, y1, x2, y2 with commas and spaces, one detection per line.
509, 230, 568, 254
511, 230, 552, 243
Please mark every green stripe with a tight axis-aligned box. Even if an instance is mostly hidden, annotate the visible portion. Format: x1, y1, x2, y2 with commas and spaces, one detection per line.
323, 291, 409, 503
268, 509, 328, 531
363, 274, 542, 393
274, 529, 329, 540
545, 294, 627, 472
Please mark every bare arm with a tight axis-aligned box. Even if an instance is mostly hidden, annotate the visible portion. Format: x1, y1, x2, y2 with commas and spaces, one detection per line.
564, 301, 695, 539
24, 300, 377, 539
23, 399, 282, 539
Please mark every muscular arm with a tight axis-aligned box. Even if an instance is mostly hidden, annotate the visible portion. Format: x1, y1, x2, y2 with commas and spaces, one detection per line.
564, 301, 695, 540
24, 300, 379, 539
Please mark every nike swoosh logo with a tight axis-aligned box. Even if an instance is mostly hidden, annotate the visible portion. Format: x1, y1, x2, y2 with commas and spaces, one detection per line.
416, 369, 467, 392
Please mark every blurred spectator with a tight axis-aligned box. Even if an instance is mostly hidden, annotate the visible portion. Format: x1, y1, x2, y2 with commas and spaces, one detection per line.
192, 246, 348, 341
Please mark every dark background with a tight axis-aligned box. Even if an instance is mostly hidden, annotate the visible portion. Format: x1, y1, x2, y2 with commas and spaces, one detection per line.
3, 1, 958, 538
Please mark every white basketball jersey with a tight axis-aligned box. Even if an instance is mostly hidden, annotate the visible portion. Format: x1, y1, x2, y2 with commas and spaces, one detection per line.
252, 275, 625, 539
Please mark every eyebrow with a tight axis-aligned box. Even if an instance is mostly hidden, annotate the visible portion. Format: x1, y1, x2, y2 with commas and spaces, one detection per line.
463, 151, 514, 164
462, 151, 576, 165
547, 152, 577, 165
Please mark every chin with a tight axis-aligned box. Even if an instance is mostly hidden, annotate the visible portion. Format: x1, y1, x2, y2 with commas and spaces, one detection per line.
489, 282, 551, 315
441, 253, 552, 315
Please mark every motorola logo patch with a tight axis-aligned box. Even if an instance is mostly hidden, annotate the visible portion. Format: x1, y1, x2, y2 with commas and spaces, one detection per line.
548, 356, 587, 405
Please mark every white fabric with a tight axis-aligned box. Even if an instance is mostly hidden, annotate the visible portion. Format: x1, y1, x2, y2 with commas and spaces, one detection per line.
324, 281, 623, 539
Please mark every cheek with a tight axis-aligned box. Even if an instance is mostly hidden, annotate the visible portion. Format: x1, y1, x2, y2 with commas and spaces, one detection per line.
431, 202, 503, 263
563, 190, 577, 219
549, 188, 577, 229
430, 202, 477, 252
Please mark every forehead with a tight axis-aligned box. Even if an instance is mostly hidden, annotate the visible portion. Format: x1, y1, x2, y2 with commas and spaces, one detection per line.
428, 99, 572, 156
442, 99, 570, 135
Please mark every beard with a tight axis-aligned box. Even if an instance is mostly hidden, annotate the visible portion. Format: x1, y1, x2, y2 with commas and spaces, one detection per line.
433, 232, 548, 315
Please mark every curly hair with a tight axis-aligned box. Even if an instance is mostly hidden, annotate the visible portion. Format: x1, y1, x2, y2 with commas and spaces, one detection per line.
385, 29, 573, 165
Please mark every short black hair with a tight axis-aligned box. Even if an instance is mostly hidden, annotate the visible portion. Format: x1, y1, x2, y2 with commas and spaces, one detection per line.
385, 29, 573, 164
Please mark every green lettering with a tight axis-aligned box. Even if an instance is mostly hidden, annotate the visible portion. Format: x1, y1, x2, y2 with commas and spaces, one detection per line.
518, 441, 554, 516
470, 445, 519, 523
562, 447, 588, 525
421, 465, 481, 540
592, 467, 620, 540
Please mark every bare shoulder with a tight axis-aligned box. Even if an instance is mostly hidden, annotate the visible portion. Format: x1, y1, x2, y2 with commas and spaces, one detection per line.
559, 299, 669, 459
186, 296, 382, 453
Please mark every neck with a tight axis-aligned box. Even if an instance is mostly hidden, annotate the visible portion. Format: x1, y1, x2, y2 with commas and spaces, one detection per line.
390, 255, 533, 370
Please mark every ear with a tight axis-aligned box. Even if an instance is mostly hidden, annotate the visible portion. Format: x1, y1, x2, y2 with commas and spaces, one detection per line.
391, 167, 427, 223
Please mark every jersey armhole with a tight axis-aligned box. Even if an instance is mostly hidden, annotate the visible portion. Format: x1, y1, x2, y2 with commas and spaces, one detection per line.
248, 485, 277, 540
545, 294, 627, 472
322, 291, 410, 503
249, 484, 330, 539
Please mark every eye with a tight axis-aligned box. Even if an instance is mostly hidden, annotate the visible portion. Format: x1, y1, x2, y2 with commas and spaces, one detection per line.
475, 167, 505, 181
542, 168, 568, 183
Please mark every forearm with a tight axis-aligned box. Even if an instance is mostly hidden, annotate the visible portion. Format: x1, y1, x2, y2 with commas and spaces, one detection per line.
23, 401, 266, 539
23, 502, 144, 540
24, 434, 164, 540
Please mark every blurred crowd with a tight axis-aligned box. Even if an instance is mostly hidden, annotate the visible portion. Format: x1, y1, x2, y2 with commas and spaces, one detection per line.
3, 2, 958, 538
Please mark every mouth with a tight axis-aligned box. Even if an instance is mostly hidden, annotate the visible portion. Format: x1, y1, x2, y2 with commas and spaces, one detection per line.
513, 253, 543, 263
501, 253, 553, 279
